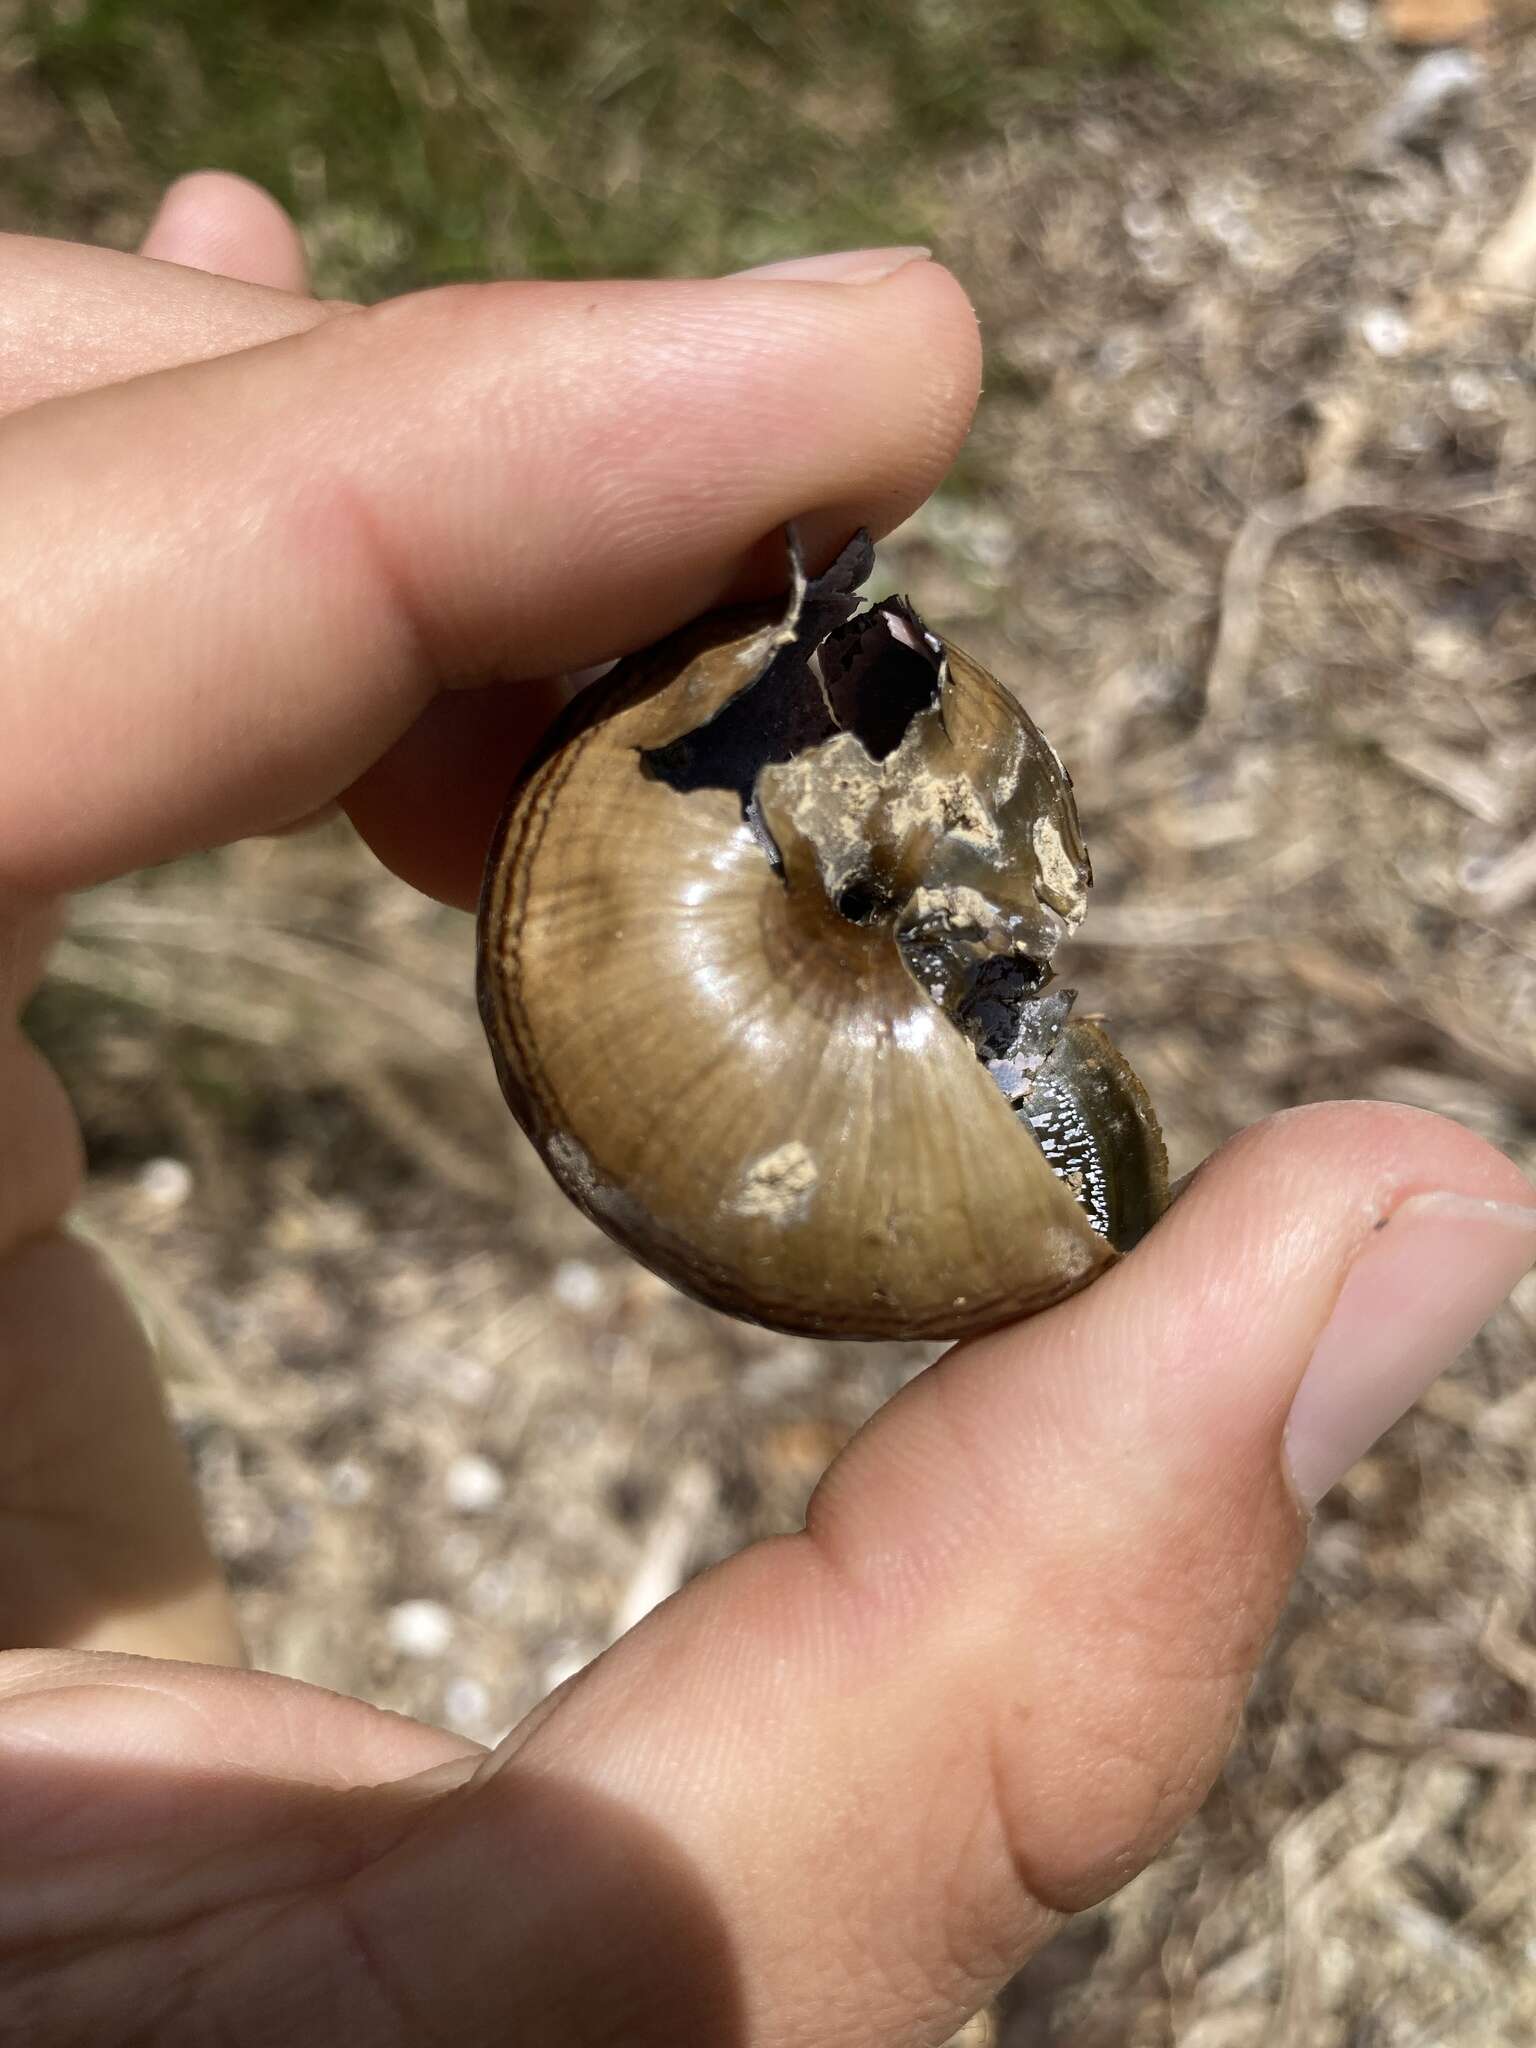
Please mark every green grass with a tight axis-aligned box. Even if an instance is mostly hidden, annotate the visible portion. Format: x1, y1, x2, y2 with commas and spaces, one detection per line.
20, 0, 1250, 298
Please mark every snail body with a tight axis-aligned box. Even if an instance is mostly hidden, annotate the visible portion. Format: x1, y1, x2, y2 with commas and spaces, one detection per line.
478, 533, 1167, 1340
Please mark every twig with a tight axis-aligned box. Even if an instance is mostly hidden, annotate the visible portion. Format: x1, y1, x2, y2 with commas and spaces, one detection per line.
1473, 149, 1536, 301
1462, 830, 1536, 916
1202, 474, 1402, 730
1377, 737, 1512, 826
1202, 480, 1522, 730
1201, 138, 1536, 730
608, 1461, 715, 1641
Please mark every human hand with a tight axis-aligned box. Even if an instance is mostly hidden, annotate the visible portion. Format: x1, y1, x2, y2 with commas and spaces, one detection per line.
3, 177, 1534, 2046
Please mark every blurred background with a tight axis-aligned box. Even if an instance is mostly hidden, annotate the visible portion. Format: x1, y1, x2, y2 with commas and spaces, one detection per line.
7, 0, 1536, 2039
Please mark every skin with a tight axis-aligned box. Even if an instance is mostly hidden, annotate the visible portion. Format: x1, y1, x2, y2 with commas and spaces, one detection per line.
1, 175, 1533, 2046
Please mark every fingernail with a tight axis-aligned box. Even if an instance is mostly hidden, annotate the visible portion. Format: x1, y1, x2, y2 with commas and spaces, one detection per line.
731, 245, 931, 285
1285, 1192, 1536, 1509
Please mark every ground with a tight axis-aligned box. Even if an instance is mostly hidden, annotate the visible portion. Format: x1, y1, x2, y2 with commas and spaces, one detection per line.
6, 0, 1536, 2041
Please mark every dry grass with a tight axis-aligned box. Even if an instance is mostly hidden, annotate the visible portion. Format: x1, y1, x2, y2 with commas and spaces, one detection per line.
3, 0, 1238, 292
7, 0, 1536, 2041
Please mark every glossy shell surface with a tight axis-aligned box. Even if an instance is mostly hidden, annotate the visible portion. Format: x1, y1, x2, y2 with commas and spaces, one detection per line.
479, 534, 1167, 1340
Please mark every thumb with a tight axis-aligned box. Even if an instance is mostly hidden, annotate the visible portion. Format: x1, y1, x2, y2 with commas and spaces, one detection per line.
339, 1102, 1535, 2045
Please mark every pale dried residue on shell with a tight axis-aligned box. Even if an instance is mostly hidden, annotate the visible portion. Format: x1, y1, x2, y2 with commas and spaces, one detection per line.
545, 1130, 597, 1196
763, 715, 1015, 903
763, 730, 889, 899
1040, 1224, 1103, 1286
545, 1130, 644, 1234
1032, 812, 1088, 923
885, 763, 1005, 857
904, 883, 1017, 945
734, 1140, 819, 1221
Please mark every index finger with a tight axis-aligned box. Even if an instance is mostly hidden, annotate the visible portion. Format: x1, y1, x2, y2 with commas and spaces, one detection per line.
0, 232, 338, 415
0, 259, 980, 905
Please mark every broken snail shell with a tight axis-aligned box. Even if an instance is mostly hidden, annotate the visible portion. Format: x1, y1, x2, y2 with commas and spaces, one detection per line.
478, 530, 1168, 1341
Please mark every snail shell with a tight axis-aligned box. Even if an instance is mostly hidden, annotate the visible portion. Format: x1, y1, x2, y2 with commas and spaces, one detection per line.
478, 532, 1167, 1341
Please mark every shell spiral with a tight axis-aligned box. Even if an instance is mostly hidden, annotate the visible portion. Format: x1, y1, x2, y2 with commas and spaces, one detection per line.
478, 533, 1167, 1341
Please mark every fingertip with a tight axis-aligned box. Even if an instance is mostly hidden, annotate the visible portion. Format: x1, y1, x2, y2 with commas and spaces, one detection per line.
873, 255, 984, 459
931, 1097, 1536, 1561
718, 255, 983, 562
141, 171, 310, 294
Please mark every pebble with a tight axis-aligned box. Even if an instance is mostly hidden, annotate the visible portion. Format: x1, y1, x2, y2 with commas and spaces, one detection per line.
443, 1675, 491, 1733
387, 1599, 455, 1659
552, 1258, 605, 1313
444, 1452, 506, 1513
1360, 305, 1411, 358
327, 1458, 372, 1506
138, 1156, 193, 1209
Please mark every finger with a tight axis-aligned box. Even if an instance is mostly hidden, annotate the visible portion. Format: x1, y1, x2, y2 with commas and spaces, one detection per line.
1, 895, 65, 1016
335, 1103, 1534, 2043
0, 234, 339, 415
0, 221, 320, 1668
0, 1648, 725, 2045
0, 259, 980, 905
0, 239, 481, 887
0, 1233, 242, 1664
139, 171, 311, 295
0, 1649, 478, 1956
341, 680, 569, 909
0, 1040, 237, 1666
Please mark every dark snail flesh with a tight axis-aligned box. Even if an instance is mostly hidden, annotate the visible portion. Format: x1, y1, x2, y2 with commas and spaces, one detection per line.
478, 531, 1168, 1341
